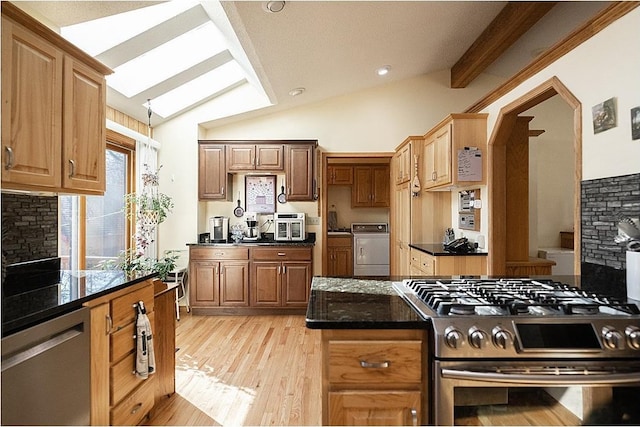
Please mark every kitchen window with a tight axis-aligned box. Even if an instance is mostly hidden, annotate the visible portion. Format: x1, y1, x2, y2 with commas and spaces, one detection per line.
59, 139, 135, 270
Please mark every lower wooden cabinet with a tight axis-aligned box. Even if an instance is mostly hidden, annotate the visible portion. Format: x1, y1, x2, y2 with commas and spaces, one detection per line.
327, 236, 352, 277
410, 248, 487, 275
322, 329, 426, 426
85, 278, 175, 426
189, 245, 313, 313
251, 247, 312, 308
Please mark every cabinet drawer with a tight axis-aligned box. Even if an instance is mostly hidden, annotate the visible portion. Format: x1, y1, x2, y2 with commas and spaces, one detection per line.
111, 284, 154, 332
110, 377, 155, 426
190, 247, 249, 260
327, 236, 353, 248
251, 247, 312, 261
111, 311, 154, 363
328, 340, 422, 384
110, 352, 145, 405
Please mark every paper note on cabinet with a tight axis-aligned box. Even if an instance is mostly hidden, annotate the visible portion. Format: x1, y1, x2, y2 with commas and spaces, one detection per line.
458, 148, 482, 181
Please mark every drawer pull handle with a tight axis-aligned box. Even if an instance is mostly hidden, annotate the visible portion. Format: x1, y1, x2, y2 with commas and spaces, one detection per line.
214, 252, 224, 256
277, 252, 286, 256
359, 360, 390, 369
5, 147, 14, 169
130, 403, 143, 414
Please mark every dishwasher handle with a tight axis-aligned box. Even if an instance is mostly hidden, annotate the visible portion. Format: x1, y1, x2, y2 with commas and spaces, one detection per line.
1, 325, 84, 372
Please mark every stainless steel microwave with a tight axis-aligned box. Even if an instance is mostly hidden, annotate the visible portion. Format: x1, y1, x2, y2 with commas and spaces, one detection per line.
274, 213, 306, 241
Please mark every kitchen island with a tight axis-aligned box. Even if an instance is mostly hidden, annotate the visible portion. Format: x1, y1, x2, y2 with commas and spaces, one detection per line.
305, 277, 429, 426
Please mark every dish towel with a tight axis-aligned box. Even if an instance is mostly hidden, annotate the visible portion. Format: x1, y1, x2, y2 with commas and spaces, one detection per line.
135, 301, 156, 379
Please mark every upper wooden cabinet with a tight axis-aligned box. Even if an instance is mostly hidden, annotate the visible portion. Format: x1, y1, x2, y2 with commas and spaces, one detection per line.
1, 4, 111, 195
198, 144, 230, 200
352, 165, 390, 208
327, 165, 353, 185
394, 137, 419, 185
422, 114, 487, 190
285, 144, 316, 201
226, 144, 284, 172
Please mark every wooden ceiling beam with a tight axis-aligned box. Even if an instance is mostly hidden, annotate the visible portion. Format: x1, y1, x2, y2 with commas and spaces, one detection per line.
450, 1, 557, 88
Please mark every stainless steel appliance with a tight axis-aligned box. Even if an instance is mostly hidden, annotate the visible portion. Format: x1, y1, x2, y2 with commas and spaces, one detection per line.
244, 212, 261, 241
274, 212, 306, 241
352, 223, 389, 276
393, 278, 640, 425
209, 216, 229, 242
1, 307, 91, 425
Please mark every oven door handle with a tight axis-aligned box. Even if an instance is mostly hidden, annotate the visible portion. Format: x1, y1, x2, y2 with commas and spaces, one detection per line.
441, 368, 640, 385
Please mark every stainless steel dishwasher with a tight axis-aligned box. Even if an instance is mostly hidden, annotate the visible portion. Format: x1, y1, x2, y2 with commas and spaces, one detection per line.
1, 307, 91, 425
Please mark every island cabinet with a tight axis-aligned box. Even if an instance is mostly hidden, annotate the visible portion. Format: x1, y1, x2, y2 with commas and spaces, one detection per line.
327, 236, 353, 277
189, 246, 250, 309
421, 113, 488, 190
226, 144, 284, 171
198, 144, 231, 200
251, 247, 312, 308
1, 3, 111, 195
322, 329, 426, 426
352, 165, 390, 208
85, 279, 164, 426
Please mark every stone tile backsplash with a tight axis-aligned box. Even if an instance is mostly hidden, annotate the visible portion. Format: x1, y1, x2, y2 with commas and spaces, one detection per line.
1, 193, 58, 265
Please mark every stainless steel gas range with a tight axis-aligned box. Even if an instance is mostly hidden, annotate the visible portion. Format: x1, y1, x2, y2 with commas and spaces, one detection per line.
393, 278, 640, 426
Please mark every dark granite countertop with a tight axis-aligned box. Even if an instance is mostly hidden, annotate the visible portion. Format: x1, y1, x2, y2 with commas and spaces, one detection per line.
305, 277, 427, 329
2, 260, 157, 337
410, 243, 488, 256
189, 232, 316, 247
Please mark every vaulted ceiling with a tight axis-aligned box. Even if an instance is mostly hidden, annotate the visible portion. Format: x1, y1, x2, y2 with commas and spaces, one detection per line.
15, 1, 610, 128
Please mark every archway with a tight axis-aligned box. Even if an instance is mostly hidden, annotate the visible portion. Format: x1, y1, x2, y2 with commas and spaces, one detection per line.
487, 76, 581, 275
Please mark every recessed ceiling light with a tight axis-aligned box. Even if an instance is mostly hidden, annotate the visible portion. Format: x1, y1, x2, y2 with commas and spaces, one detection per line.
264, 1, 285, 13
376, 65, 391, 76
288, 87, 305, 97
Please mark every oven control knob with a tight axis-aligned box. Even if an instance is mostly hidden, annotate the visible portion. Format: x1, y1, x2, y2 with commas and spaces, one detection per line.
444, 327, 464, 349
626, 326, 640, 350
491, 327, 512, 350
602, 326, 625, 350
468, 327, 488, 349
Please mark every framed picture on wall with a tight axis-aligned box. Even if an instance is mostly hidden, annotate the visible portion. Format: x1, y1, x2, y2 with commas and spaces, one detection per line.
631, 106, 640, 140
245, 175, 276, 214
592, 97, 617, 134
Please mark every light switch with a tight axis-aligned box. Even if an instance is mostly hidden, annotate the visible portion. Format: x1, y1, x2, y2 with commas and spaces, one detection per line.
473, 199, 482, 209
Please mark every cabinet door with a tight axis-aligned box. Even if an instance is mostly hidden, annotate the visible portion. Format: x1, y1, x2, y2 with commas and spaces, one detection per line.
371, 165, 390, 207
328, 165, 353, 185
219, 261, 249, 306
328, 391, 421, 426
286, 144, 314, 201
62, 56, 106, 193
1, 19, 63, 189
328, 247, 352, 277
198, 144, 227, 199
423, 138, 436, 189
352, 166, 373, 207
226, 144, 255, 171
191, 261, 219, 305
433, 124, 451, 186
255, 144, 284, 170
282, 262, 311, 307
251, 261, 281, 306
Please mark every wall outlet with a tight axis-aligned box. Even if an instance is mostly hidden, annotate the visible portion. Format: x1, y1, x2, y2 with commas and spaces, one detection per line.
307, 216, 320, 225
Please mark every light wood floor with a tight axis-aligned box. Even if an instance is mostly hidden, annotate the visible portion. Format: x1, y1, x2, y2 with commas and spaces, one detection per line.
145, 314, 322, 426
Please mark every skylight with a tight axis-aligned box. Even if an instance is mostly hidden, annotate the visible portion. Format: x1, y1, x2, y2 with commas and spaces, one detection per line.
59, 0, 269, 122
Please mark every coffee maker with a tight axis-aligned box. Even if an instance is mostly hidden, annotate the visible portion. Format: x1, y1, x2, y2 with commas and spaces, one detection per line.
244, 212, 261, 241
209, 216, 229, 242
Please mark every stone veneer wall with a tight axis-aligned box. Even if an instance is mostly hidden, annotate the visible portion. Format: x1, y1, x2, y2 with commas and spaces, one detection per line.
581, 173, 640, 269
1, 193, 58, 265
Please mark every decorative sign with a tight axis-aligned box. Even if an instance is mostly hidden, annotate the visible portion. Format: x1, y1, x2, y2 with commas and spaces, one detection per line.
457, 147, 482, 181
245, 175, 276, 214
632, 106, 640, 140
